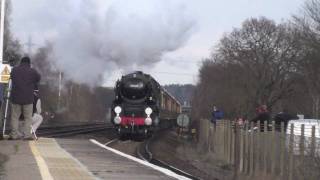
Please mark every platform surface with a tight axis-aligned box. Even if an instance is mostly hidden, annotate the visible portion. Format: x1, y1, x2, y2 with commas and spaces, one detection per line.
0, 140, 41, 180
0, 138, 178, 180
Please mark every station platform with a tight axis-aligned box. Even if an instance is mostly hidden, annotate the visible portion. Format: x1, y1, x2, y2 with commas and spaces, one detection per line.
0, 138, 188, 180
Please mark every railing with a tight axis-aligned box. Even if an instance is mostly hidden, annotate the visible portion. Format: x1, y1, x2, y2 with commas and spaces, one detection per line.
198, 119, 320, 180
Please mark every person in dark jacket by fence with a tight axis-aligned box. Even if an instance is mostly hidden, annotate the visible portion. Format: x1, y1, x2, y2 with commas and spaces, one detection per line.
250, 105, 270, 131
9, 57, 41, 140
274, 110, 298, 132
211, 106, 224, 128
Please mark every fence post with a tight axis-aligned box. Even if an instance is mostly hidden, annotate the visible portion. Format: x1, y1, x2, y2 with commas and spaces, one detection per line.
311, 126, 316, 157
255, 121, 260, 175
300, 124, 305, 155
228, 120, 231, 163
280, 121, 285, 177
288, 123, 294, 180
231, 121, 235, 167
244, 122, 249, 174
299, 124, 305, 178
228, 121, 231, 163
213, 123, 216, 152
200, 119, 204, 150
239, 124, 244, 173
210, 122, 214, 153
218, 121, 222, 155
206, 120, 210, 153
212, 121, 216, 153
223, 120, 226, 161
249, 121, 254, 176
233, 122, 239, 179
206, 121, 211, 153
225, 121, 230, 164
199, 119, 203, 149
271, 121, 276, 175
263, 120, 268, 175
203, 119, 208, 151
230, 121, 234, 164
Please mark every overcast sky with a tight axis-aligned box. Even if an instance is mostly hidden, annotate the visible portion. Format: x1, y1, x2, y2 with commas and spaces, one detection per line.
10, 0, 304, 87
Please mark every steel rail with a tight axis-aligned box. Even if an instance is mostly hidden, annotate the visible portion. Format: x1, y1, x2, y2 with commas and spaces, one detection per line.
137, 135, 200, 180
104, 138, 119, 146
37, 124, 112, 138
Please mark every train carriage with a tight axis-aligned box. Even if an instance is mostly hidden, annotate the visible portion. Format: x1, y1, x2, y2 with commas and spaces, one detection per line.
111, 71, 181, 137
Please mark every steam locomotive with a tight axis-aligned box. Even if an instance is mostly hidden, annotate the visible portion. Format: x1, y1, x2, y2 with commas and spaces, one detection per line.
111, 71, 181, 137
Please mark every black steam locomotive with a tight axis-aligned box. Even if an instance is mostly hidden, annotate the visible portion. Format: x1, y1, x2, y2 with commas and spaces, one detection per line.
111, 71, 181, 137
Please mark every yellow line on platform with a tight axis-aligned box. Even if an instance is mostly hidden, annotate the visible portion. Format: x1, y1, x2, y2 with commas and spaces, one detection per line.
29, 141, 54, 180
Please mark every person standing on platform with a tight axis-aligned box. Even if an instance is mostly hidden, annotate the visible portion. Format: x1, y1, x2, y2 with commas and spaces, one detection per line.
9, 57, 40, 140
31, 89, 43, 135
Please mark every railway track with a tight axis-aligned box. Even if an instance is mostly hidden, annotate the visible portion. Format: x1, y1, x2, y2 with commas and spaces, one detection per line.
136, 136, 200, 180
104, 138, 119, 146
37, 124, 112, 137
1, 123, 112, 138
103, 128, 200, 180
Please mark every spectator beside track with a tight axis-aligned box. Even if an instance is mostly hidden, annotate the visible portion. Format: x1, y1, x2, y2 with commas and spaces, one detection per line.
250, 105, 270, 131
31, 89, 43, 135
211, 106, 224, 128
236, 117, 245, 127
18, 90, 43, 138
274, 109, 298, 132
9, 57, 41, 140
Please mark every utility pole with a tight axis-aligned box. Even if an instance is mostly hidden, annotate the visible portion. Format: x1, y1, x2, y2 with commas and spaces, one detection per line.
0, 0, 5, 63
0, 0, 9, 139
26, 36, 35, 55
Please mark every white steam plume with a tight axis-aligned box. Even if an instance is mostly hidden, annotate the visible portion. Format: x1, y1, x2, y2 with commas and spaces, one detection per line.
43, 0, 195, 86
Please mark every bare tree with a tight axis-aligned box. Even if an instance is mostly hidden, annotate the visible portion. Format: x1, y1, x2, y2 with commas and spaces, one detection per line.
293, 0, 320, 118
193, 17, 302, 120
216, 17, 301, 109
2, 0, 22, 65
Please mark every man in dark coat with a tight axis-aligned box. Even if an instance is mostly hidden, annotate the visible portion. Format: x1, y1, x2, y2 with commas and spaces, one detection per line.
10, 57, 41, 140
274, 110, 298, 132
250, 105, 271, 131
211, 106, 224, 129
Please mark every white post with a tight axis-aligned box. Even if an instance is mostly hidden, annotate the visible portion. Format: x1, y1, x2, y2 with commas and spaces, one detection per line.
2, 78, 11, 137
0, 0, 6, 64
58, 71, 62, 110
58, 71, 62, 97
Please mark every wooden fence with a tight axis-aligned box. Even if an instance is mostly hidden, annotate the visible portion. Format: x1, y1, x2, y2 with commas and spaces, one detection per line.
198, 119, 320, 180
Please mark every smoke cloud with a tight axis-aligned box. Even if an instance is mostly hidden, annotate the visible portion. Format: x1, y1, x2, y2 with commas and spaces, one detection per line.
49, 0, 196, 86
